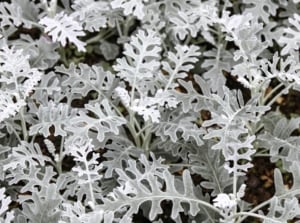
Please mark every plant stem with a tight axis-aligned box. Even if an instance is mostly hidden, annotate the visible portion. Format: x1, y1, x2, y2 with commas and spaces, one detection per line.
164, 57, 181, 91
86, 167, 95, 208
262, 82, 284, 105
19, 107, 28, 141
116, 19, 123, 37
123, 16, 134, 36
136, 124, 152, 137
168, 163, 194, 167
232, 166, 238, 215
142, 121, 152, 157
237, 189, 300, 222
56, 136, 64, 174
233, 212, 282, 223
5, 121, 22, 143
86, 29, 116, 44
266, 85, 291, 107
129, 111, 141, 147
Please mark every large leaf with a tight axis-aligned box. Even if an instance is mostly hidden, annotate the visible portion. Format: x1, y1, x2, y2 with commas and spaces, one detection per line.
39, 12, 86, 52
57, 63, 117, 99
203, 88, 269, 175
258, 116, 300, 171
0, 0, 38, 30
113, 29, 161, 92
29, 102, 77, 137
66, 99, 126, 142
95, 154, 215, 222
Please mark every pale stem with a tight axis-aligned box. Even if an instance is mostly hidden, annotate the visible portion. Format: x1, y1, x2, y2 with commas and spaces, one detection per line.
116, 19, 123, 37
262, 82, 285, 105
86, 29, 116, 44
142, 120, 152, 156
232, 163, 238, 215
56, 136, 64, 174
123, 16, 134, 36
4, 121, 22, 143
266, 85, 291, 107
237, 189, 300, 223
136, 124, 152, 137
19, 107, 28, 141
86, 165, 96, 207
129, 111, 141, 147
233, 212, 282, 223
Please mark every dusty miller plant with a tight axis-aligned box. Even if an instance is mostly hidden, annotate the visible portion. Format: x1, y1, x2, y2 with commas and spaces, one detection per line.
0, 0, 300, 222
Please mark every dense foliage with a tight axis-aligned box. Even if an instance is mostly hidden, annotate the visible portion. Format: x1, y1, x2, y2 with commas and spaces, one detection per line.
1, 0, 300, 222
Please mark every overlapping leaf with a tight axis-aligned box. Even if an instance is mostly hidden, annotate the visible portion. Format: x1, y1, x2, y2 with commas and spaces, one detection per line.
95, 154, 209, 222
39, 12, 86, 52
66, 100, 126, 142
